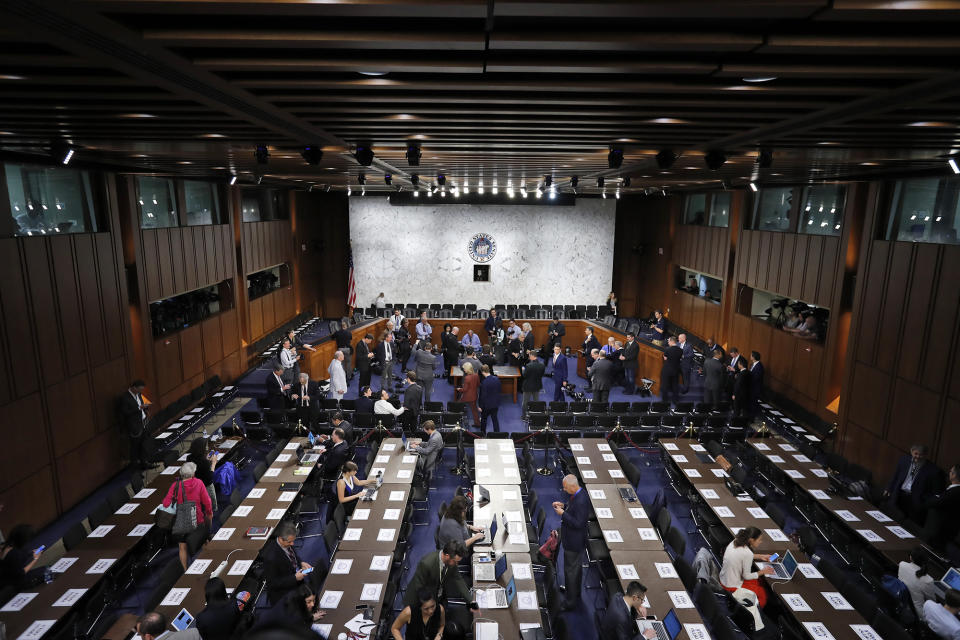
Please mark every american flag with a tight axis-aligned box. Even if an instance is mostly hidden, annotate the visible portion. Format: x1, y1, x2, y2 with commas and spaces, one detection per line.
346, 246, 356, 307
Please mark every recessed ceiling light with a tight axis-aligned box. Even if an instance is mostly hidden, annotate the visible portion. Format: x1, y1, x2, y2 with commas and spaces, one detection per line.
324, 167, 337, 170
0, 74, 26, 80
817, 141, 840, 145
0, 131, 14, 136
359, 71, 388, 76
742, 76, 777, 83
616, 138, 636, 142
683, 166, 698, 170
177, 161, 193, 164
118, 113, 157, 118
198, 133, 227, 138
388, 114, 418, 120
906, 121, 954, 128
648, 118, 691, 125
859, 162, 880, 166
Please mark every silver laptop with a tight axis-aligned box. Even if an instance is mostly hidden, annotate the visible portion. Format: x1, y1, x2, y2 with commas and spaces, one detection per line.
761, 549, 799, 580
474, 554, 508, 582
636, 609, 682, 640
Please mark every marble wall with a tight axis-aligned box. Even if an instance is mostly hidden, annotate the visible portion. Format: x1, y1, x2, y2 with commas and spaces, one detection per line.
348, 198, 616, 306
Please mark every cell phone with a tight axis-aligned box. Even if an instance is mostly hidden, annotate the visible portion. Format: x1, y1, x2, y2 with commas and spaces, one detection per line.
768, 553, 780, 563
34, 545, 45, 554
646, 615, 657, 620
469, 602, 479, 610
302, 567, 314, 575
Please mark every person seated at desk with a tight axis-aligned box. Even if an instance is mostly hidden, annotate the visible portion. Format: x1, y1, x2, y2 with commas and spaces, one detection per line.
331, 411, 354, 445
196, 577, 240, 640
926, 463, 960, 548
409, 419, 443, 475
898, 547, 938, 624
316, 427, 350, 479
884, 443, 943, 525
0, 524, 46, 588
375, 388, 407, 419
437, 495, 485, 549
333, 460, 377, 519
356, 385, 375, 414
260, 522, 326, 605
600, 580, 658, 640
924, 588, 960, 640
460, 347, 482, 378
392, 588, 445, 640
161, 461, 213, 570
135, 612, 168, 640
187, 437, 219, 512
403, 540, 471, 613
460, 329, 481, 352
719, 526, 774, 608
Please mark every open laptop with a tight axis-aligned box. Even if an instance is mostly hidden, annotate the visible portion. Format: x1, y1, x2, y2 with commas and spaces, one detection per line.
487, 576, 517, 609
296, 444, 320, 465
760, 549, 799, 580
477, 484, 491, 506
479, 517, 498, 544
636, 608, 682, 640
400, 432, 409, 450
171, 608, 195, 631
935, 567, 960, 594
474, 553, 508, 582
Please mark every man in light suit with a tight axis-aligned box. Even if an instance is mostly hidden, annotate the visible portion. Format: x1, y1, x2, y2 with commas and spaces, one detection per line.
588, 350, 616, 404
549, 343, 569, 401
327, 350, 348, 400
410, 419, 442, 476
414, 341, 438, 403
291, 372, 322, 428
702, 349, 726, 406
677, 333, 694, 395
265, 364, 290, 412
402, 371, 423, 431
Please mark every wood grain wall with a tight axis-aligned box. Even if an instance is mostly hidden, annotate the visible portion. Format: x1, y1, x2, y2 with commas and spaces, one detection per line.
612, 196, 674, 318
140, 225, 233, 301
241, 220, 292, 276
292, 191, 349, 319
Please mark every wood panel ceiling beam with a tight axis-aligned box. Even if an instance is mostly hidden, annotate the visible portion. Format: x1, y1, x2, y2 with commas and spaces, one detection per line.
78, 0, 490, 18
488, 31, 762, 51
142, 29, 486, 49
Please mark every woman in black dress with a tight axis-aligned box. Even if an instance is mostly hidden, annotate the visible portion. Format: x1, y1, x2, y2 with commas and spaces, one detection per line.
390, 588, 445, 640
0, 524, 46, 588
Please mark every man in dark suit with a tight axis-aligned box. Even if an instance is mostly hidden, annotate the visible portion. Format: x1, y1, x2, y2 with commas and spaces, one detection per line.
413, 341, 438, 404
403, 540, 470, 608
330, 412, 353, 445
317, 427, 349, 479
702, 349, 726, 406
552, 475, 589, 610
118, 379, 151, 469
356, 386, 375, 414
478, 365, 501, 435
926, 464, 960, 547
507, 334, 524, 368
588, 350, 616, 404
732, 358, 750, 416
726, 347, 742, 396
402, 371, 423, 431
355, 333, 374, 390
521, 351, 545, 415
620, 332, 639, 394
291, 372, 321, 428
265, 364, 290, 412
441, 326, 461, 384
884, 444, 944, 524
484, 309, 502, 341
677, 333, 695, 395
260, 522, 324, 604
478, 345, 497, 369
705, 336, 725, 363
748, 350, 764, 417
582, 327, 601, 368
374, 331, 396, 391
549, 343, 569, 401
600, 581, 657, 640
547, 315, 566, 350
660, 337, 682, 406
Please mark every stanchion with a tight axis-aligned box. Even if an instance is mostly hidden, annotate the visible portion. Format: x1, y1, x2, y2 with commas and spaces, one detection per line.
754, 420, 771, 438
355, 419, 397, 451
681, 416, 696, 439
536, 424, 555, 476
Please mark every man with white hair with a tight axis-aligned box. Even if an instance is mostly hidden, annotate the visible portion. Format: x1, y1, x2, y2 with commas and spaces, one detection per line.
327, 350, 348, 400
552, 474, 589, 610
291, 372, 322, 427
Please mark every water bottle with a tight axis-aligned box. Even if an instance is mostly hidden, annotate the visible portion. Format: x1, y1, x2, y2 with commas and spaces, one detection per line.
43, 569, 54, 584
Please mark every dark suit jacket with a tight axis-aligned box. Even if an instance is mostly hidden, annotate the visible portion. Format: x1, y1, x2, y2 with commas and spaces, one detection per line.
522, 360, 545, 392
589, 357, 616, 391
334, 420, 354, 445
661, 345, 682, 377
679, 341, 694, 366
927, 485, 960, 544
523, 332, 535, 353
749, 362, 765, 400
260, 539, 303, 604
195, 601, 240, 640
333, 328, 352, 349
403, 383, 423, 413
732, 370, 750, 404
355, 340, 372, 372
551, 353, 569, 384
599, 595, 638, 640
887, 456, 943, 506
265, 373, 288, 411
291, 380, 321, 415
355, 396, 374, 414
414, 349, 437, 383
621, 340, 639, 370
374, 341, 394, 366
118, 391, 145, 435
403, 550, 470, 607
318, 440, 350, 478
703, 357, 725, 392
478, 353, 497, 369
583, 336, 601, 366
547, 321, 566, 345
561, 488, 590, 550
478, 374, 501, 410
484, 315, 502, 335
507, 338, 524, 367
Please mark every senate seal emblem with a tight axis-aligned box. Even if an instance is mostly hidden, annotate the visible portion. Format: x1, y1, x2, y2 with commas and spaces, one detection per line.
468, 233, 496, 263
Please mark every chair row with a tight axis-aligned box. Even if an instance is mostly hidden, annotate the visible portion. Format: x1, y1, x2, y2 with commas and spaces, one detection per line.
526, 400, 733, 416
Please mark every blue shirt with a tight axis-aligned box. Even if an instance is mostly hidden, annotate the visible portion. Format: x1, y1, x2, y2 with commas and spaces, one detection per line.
506, 325, 521, 340
461, 333, 481, 350
416, 321, 432, 340
924, 601, 960, 640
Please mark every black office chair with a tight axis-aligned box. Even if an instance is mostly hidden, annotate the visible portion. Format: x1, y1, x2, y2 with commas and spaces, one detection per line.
656, 509, 672, 536
63, 521, 89, 551
665, 526, 686, 559
847, 584, 879, 620
675, 556, 699, 593
87, 500, 113, 530
145, 559, 185, 611
817, 559, 849, 591
870, 610, 912, 640
766, 502, 788, 530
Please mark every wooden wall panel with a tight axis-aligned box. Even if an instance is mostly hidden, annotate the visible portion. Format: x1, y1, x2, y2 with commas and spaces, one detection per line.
92, 357, 127, 433
204, 226, 217, 285
97, 233, 126, 363
876, 244, 912, 373
939, 398, 960, 471
24, 240, 66, 385
157, 228, 174, 299
0, 240, 39, 398
76, 234, 109, 367
202, 316, 223, 367
142, 230, 161, 301
818, 238, 839, 306
154, 334, 182, 396
855, 241, 889, 365
50, 236, 86, 377
261, 292, 275, 334
169, 228, 184, 294
847, 363, 889, 434
220, 308, 239, 354
55, 430, 123, 511
182, 229, 198, 292
249, 296, 263, 340
0, 394, 49, 489
888, 378, 939, 453
898, 250, 937, 383
0, 467, 58, 535
49, 372, 95, 458
921, 249, 960, 392
180, 324, 203, 380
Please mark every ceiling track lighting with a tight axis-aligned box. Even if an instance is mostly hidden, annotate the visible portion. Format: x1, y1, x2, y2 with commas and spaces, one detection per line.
406, 143, 421, 167
704, 150, 728, 171
357, 172, 366, 185
384, 174, 392, 186
355, 142, 374, 166
608, 145, 624, 169
51, 141, 73, 165
748, 182, 758, 192
949, 157, 960, 174
254, 144, 269, 164
655, 149, 677, 170
301, 145, 323, 165
229, 175, 237, 185
757, 148, 774, 169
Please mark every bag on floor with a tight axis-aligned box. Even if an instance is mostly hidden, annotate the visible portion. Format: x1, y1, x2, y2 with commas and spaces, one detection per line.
154, 503, 176, 530
171, 479, 198, 536
539, 529, 559, 561
732, 587, 764, 632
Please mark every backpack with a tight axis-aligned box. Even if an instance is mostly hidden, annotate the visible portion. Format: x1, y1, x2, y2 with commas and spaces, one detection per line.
539, 529, 559, 561
213, 461, 238, 497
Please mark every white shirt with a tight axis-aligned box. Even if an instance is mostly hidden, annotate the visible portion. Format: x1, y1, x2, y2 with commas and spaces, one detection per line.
374, 399, 405, 416
720, 542, 758, 589
898, 561, 937, 622
750, 360, 759, 371
375, 296, 385, 309
383, 341, 392, 361
280, 348, 297, 369
130, 389, 146, 421
924, 601, 960, 640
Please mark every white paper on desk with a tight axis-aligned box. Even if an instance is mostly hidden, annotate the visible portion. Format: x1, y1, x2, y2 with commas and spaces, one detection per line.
601, 453, 616, 462
668, 590, 694, 608
780, 444, 797, 452
212, 528, 235, 541
370, 555, 391, 571
782, 417, 797, 425
784, 593, 813, 612
701, 489, 719, 500
684, 468, 702, 478
161, 588, 189, 606
502, 490, 519, 501
683, 624, 710, 639
361, 583, 383, 601
608, 469, 624, 478
850, 625, 883, 640
128, 524, 152, 537
134, 488, 156, 499
369, 467, 385, 477
747, 507, 769, 519
857, 529, 884, 542
389, 491, 405, 501
477, 468, 491, 477
384, 508, 402, 520
768, 455, 785, 463
0, 591, 37, 611
275, 454, 292, 463
802, 623, 836, 640
637, 528, 658, 541
375, 455, 389, 463
785, 470, 806, 479
754, 443, 771, 451
476, 621, 499, 640
655, 562, 678, 579
223, 385, 235, 390
178, 453, 190, 462
382, 443, 397, 452
589, 489, 606, 500
737, 495, 753, 502
887, 525, 914, 539
50, 557, 78, 573
313, 624, 332, 639
582, 470, 597, 479
248, 488, 266, 499
663, 442, 679, 451
229, 560, 253, 576
810, 468, 828, 478
821, 591, 853, 610
690, 444, 706, 452
395, 469, 412, 480
866, 510, 892, 522
598, 443, 611, 452
602, 529, 623, 543
617, 563, 639, 579
504, 468, 518, 478
516, 590, 538, 610
378, 528, 396, 541
284, 443, 299, 450
810, 489, 830, 499
793, 454, 812, 463
765, 528, 789, 542
219, 439, 236, 449
576, 456, 591, 465
89, 524, 115, 538
513, 563, 532, 580
186, 559, 211, 574
155, 431, 173, 439
711, 468, 729, 477
798, 563, 823, 579
278, 491, 296, 502
475, 442, 487, 450
403, 455, 417, 464
331, 558, 354, 575
672, 454, 688, 463
629, 507, 648, 519
792, 426, 806, 433
115, 502, 139, 515
595, 507, 613, 519
501, 454, 515, 464
570, 443, 584, 451
319, 590, 343, 608
52, 588, 87, 607
266, 508, 285, 520
715, 506, 735, 518
161, 465, 180, 475
505, 510, 523, 522
343, 528, 362, 541
264, 468, 281, 477
835, 509, 859, 522
770, 410, 783, 416
233, 505, 253, 517
806, 435, 821, 442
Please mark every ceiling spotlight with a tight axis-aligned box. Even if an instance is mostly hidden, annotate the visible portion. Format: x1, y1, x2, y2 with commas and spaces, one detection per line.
308, 185, 314, 192
384, 174, 392, 185
229, 175, 237, 185
61, 148, 74, 165
361, 186, 366, 196
437, 174, 446, 187
520, 186, 527, 198
655, 149, 677, 170
256, 175, 263, 185
597, 177, 605, 189
355, 142, 374, 166
301, 145, 323, 165
608, 146, 624, 169
544, 175, 553, 188
615, 189, 621, 199
757, 148, 774, 169
748, 182, 758, 192
357, 172, 366, 185
51, 141, 73, 165
414, 189, 419, 198
704, 150, 728, 170
347, 186, 352, 196
949, 158, 960, 174
742, 76, 777, 83
622, 176, 631, 187
601, 190, 607, 199
406, 143, 421, 166
411, 174, 420, 188
571, 176, 579, 191
254, 144, 269, 164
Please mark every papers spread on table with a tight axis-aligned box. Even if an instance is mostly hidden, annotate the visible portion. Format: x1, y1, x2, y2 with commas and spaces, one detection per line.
783, 593, 812, 612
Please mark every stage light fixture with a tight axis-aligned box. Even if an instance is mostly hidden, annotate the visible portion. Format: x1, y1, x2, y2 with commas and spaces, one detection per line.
571, 176, 579, 191
749, 182, 758, 192
254, 144, 269, 164
608, 146, 624, 169
544, 175, 553, 187
229, 175, 237, 185
301, 145, 323, 165
406, 143, 421, 166
601, 190, 607, 199
655, 149, 677, 170
949, 158, 960, 174
597, 177, 605, 189
384, 174, 392, 185
361, 186, 366, 196
357, 172, 366, 185
413, 189, 419, 197
622, 176, 631, 187
704, 150, 728, 170
757, 148, 773, 169
478, 180, 484, 195
355, 142, 374, 166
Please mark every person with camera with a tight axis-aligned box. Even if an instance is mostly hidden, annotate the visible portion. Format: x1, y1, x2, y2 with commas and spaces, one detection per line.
649, 309, 667, 344
484, 308, 502, 342
547, 314, 566, 350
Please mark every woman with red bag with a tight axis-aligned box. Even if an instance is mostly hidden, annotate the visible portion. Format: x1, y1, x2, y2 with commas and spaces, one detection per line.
162, 461, 213, 569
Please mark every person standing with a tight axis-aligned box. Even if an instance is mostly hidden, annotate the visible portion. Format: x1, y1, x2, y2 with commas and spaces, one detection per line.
327, 350, 348, 400
507, 331, 524, 368
119, 380, 151, 469
926, 464, 960, 547
457, 362, 481, 427
732, 358, 750, 417
402, 371, 423, 431
286, 329, 316, 354
403, 541, 470, 610
414, 341, 438, 404
374, 292, 386, 309
521, 351, 545, 414
660, 336, 682, 406
265, 364, 291, 412
582, 327, 601, 368
416, 312, 433, 342
550, 343, 568, 401
375, 331, 396, 391
605, 292, 618, 317
748, 350, 764, 417
552, 475, 589, 610
291, 373, 321, 429
484, 308, 502, 342
547, 314, 566, 350
620, 332, 639, 395
279, 339, 299, 384
478, 365, 501, 435
884, 444, 944, 525
677, 333, 694, 395
161, 462, 213, 570
460, 347, 482, 380
395, 319, 412, 371
648, 309, 667, 344
355, 333, 374, 390
333, 321, 353, 381
588, 350, 616, 404
703, 349, 725, 406
441, 324, 460, 384
261, 522, 325, 604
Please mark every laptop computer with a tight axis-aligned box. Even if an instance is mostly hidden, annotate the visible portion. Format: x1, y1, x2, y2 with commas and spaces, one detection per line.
487, 576, 517, 609
474, 553, 508, 582
477, 484, 491, 506
935, 567, 960, 593
296, 444, 319, 465
760, 549, 799, 580
308, 432, 316, 447
480, 517, 498, 544
636, 608, 682, 640
171, 608, 195, 631
618, 487, 638, 502
400, 433, 409, 450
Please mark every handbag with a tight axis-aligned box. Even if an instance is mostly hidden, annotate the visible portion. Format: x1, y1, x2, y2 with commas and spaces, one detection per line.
171, 479, 198, 536
154, 503, 176, 530
539, 529, 559, 561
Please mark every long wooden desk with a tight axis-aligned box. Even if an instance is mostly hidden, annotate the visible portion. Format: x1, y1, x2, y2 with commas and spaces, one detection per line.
585, 484, 662, 550
770, 571, 882, 640
451, 365, 521, 403
569, 438, 630, 485
472, 552, 540, 637
472, 484, 528, 554
316, 550, 391, 639
474, 439, 521, 485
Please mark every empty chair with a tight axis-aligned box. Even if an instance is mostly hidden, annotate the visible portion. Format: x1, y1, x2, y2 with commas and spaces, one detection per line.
640, 415, 660, 429
548, 401, 568, 413
527, 414, 549, 429
705, 440, 724, 458
674, 401, 694, 414
846, 584, 878, 620
766, 503, 788, 530
424, 401, 443, 412
588, 402, 608, 414
649, 402, 670, 415
568, 401, 588, 414
596, 415, 618, 429
63, 521, 89, 551
526, 401, 547, 415
870, 611, 912, 640
609, 402, 630, 415
107, 485, 130, 511
552, 414, 573, 429
656, 508, 672, 536
619, 415, 640, 428
623, 463, 642, 489
665, 526, 686, 558
817, 559, 849, 591
675, 556, 699, 592
630, 401, 651, 414
87, 500, 113, 530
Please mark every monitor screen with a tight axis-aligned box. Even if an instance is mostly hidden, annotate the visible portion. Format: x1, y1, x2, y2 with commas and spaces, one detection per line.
494, 554, 508, 580
505, 576, 516, 606
489, 518, 497, 540
944, 568, 960, 590
663, 609, 682, 640
783, 550, 798, 576
172, 608, 194, 631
